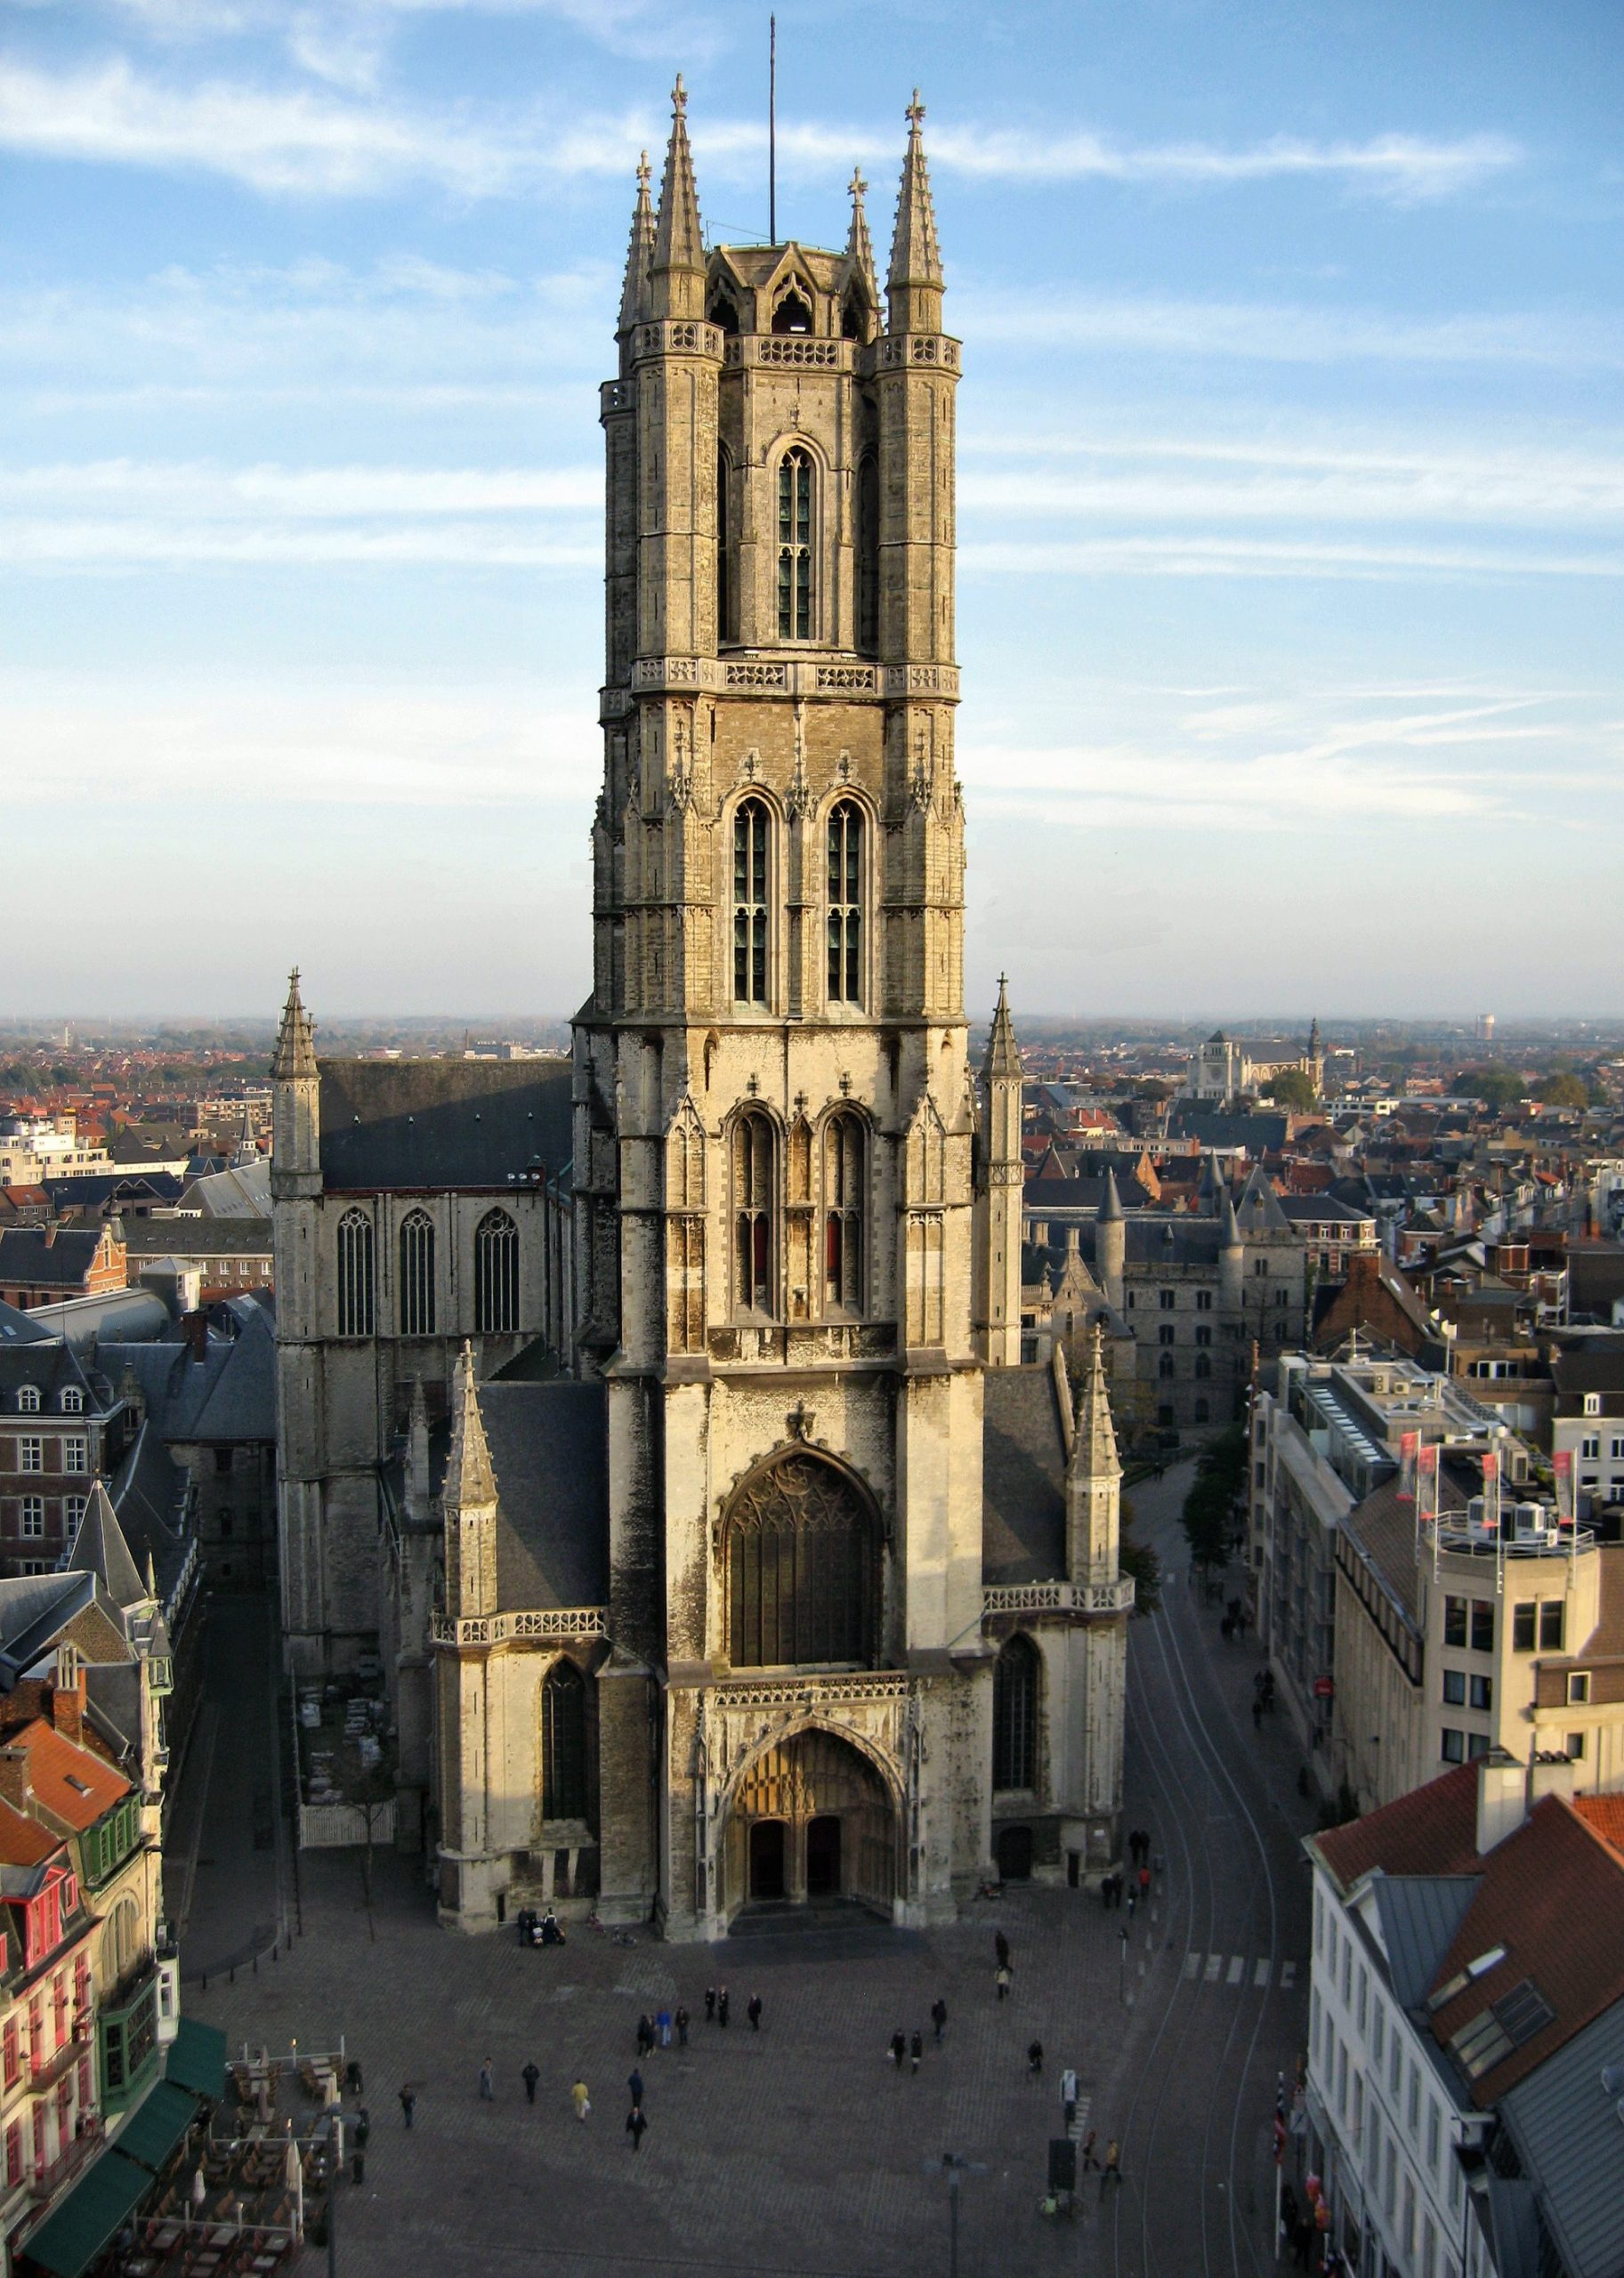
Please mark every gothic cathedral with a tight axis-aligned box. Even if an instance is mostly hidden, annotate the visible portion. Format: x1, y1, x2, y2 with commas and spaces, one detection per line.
271, 85, 1132, 1938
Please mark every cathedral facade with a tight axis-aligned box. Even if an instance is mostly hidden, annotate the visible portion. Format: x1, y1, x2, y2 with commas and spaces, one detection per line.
271, 86, 1133, 1936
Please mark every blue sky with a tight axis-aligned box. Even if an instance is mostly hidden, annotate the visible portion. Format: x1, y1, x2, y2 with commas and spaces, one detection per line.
3, 0, 1620, 1022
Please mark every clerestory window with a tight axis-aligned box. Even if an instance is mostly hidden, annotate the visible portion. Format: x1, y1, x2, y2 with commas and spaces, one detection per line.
473, 1208, 520, 1336
398, 1209, 436, 1337
827, 801, 863, 1005
336, 1208, 375, 1338
732, 799, 770, 1005
777, 449, 813, 641
732, 1110, 776, 1315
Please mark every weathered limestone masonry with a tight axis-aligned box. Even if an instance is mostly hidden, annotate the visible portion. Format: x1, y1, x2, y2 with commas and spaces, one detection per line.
271, 81, 1133, 1939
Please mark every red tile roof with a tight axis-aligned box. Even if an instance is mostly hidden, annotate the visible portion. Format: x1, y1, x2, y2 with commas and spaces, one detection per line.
1312, 1762, 1483, 1888
1574, 1794, 1624, 1859
5, 1721, 129, 1832
0, 1800, 59, 1870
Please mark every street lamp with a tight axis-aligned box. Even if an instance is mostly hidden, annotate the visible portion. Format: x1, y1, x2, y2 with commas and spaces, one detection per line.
924, 2152, 987, 2278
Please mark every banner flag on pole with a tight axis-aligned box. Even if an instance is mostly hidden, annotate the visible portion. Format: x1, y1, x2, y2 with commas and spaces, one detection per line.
1398, 1430, 1418, 1505
1554, 1450, 1574, 1528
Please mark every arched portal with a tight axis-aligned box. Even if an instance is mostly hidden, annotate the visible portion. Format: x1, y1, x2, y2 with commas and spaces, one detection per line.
721, 1727, 896, 1921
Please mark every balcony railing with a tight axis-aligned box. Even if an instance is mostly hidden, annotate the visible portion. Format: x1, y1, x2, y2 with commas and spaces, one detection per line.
28, 2116, 102, 2201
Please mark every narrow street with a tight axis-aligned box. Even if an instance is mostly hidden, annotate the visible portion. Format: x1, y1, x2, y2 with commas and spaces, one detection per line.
1101, 1457, 1314, 2278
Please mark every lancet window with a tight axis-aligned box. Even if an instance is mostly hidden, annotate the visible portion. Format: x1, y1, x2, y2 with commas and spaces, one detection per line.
725, 1454, 877, 1668
822, 1112, 865, 1314
827, 800, 863, 1005
777, 449, 813, 641
399, 1208, 436, 1337
732, 798, 770, 1005
993, 1634, 1039, 1792
855, 453, 879, 654
541, 1659, 588, 1823
732, 1110, 776, 1315
473, 1208, 520, 1336
336, 1208, 374, 1338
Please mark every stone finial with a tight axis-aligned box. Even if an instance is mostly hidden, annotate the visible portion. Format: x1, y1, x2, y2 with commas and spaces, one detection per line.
618, 149, 657, 332
444, 1341, 497, 1511
843, 165, 879, 308
887, 86, 943, 331
271, 968, 317, 1082
1071, 1321, 1121, 1485
982, 973, 1022, 1083
652, 77, 705, 281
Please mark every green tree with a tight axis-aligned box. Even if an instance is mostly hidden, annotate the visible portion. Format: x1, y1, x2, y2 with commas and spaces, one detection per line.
1455, 1065, 1524, 1111
1180, 1423, 1248, 1574
1263, 1067, 1317, 1111
1536, 1072, 1588, 1111
1118, 1491, 1160, 1618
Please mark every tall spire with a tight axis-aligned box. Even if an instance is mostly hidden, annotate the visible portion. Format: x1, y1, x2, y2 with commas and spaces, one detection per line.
445, 1341, 497, 1512
843, 166, 878, 309
886, 88, 943, 334
1099, 1165, 1124, 1224
650, 76, 705, 318
618, 149, 656, 333
982, 974, 1023, 1083
1071, 1321, 1121, 1484
271, 968, 317, 1082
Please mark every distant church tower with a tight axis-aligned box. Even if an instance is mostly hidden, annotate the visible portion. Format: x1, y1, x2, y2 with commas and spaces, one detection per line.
574, 85, 990, 1934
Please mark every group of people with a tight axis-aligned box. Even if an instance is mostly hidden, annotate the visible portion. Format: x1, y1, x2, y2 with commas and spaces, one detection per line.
1097, 1864, 1151, 1912
885, 1999, 949, 2075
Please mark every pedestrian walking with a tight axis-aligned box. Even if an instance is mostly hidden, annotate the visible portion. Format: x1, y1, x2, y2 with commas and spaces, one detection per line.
1126, 1886, 1136, 1919
354, 2110, 370, 2151
747, 1994, 763, 2032
1059, 2066, 1078, 2131
930, 1998, 948, 2046
398, 2086, 416, 2130
626, 2106, 648, 2153
635, 2014, 654, 2058
478, 2059, 495, 2104
704, 1987, 716, 2023
675, 2006, 690, 2047
570, 2079, 591, 2123
1080, 2129, 1100, 2172
1027, 2040, 1044, 2078
717, 1988, 731, 2029
1138, 1865, 1151, 1903
994, 1931, 1011, 1970
1101, 2139, 1122, 2198
910, 2032, 923, 2076
657, 2007, 673, 2049
1099, 1873, 1111, 1910
995, 1963, 1012, 2001
627, 2068, 644, 2110
890, 2030, 907, 2072
521, 2062, 539, 2105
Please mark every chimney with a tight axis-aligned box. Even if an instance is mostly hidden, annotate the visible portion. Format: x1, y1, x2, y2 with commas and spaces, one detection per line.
51, 1645, 84, 1748
1527, 1752, 1575, 1809
1475, 1750, 1528, 1854
0, 1748, 31, 1814
183, 1310, 208, 1362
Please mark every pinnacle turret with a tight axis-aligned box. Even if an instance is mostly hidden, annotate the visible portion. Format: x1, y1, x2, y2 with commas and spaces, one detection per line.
618, 149, 656, 334
271, 968, 317, 1082
444, 1342, 497, 1512
982, 975, 1022, 1083
650, 77, 705, 318
1071, 1322, 1121, 1484
842, 166, 879, 311
886, 89, 943, 333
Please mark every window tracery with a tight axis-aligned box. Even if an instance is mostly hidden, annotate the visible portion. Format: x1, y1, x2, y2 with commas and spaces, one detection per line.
336, 1208, 374, 1338
777, 449, 813, 641
399, 1208, 436, 1337
822, 1111, 865, 1314
993, 1635, 1038, 1791
473, 1208, 519, 1336
541, 1659, 588, 1822
732, 1109, 776, 1314
725, 1453, 877, 1668
732, 798, 770, 1004
827, 800, 863, 1005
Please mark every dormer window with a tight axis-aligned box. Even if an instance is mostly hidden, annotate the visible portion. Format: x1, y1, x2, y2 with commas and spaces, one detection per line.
771, 279, 813, 335
60, 1387, 83, 1415
17, 1386, 38, 1415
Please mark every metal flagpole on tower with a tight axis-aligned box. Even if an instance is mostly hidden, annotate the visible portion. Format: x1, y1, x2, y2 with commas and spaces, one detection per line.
768, 13, 778, 243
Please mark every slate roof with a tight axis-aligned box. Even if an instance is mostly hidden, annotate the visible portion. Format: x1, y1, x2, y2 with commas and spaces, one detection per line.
981, 1367, 1067, 1585
1342, 1474, 1470, 1629
1550, 1346, 1624, 1397
69, 1483, 146, 1611
317, 1058, 574, 1192
0, 1300, 55, 1347
1368, 1875, 1479, 2007
475, 1382, 610, 1612
1167, 1110, 1290, 1151
97, 1307, 275, 1444
122, 1220, 275, 1260
1236, 1166, 1292, 1236
12, 1289, 172, 1351
1497, 1996, 1624, 2278
0, 1342, 105, 1417
0, 1227, 107, 1291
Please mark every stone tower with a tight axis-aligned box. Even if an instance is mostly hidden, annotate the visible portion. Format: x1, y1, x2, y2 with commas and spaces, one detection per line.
270, 970, 325, 1663
1067, 1323, 1121, 1588
575, 85, 990, 1935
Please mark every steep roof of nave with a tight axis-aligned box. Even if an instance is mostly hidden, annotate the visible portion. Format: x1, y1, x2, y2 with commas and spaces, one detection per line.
982, 1365, 1069, 1585
317, 1058, 573, 1192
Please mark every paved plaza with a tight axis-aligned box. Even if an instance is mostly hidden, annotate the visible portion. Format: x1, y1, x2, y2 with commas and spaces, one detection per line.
173, 1467, 1314, 2278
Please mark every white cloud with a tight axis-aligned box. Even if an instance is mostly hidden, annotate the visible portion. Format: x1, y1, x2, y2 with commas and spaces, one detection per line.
960, 533, 1624, 581
0, 55, 1524, 204
0, 456, 598, 513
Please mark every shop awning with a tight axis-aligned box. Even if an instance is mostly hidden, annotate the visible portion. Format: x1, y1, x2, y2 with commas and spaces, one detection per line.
115, 2079, 201, 2173
164, 2016, 226, 2101
18, 2150, 150, 2278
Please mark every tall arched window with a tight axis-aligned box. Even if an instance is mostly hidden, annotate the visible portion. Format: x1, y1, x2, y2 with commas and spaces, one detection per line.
823, 1112, 865, 1313
725, 1453, 877, 1668
541, 1659, 588, 1822
777, 448, 813, 641
827, 801, 862, 1005
399, 1208, 436, 1337
993, 1634, 1039, 1792
732, 799, 769, 1005
855, 453, 879, 654
715, 442, 732, 644
1158, 1352, 1176, 1379
732, 1110, 776, 1315
474, 1208, 519, 1335
336, 1208, 374, 1338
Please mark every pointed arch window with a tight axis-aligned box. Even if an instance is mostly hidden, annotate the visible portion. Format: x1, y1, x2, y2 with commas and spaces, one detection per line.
732, 798, 770, 1004
716, 442, 733, 645
777, 449, 813, 641
856, 452, 879, 655
725, 1453, 878, 1668
827, 800, 863, 1005
732, 1109, 776, 1315
398, 1209, 436, 1337
473, 1208, 520, 1336
823, 1111, 865, 1314
993, 1634, 1039, 1792
336, 1208, 374, 1338
541, 1659, 588, 1823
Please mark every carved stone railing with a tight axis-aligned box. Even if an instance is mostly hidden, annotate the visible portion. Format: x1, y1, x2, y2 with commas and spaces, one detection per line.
709, 1670, 910, 1710
634, 320, 724, 362
629, 656, 959, 701
983, 1577, 1135, 1617
432, 1607, 610, 1648
724, 335, 849, 372
875, 334, 962, 371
